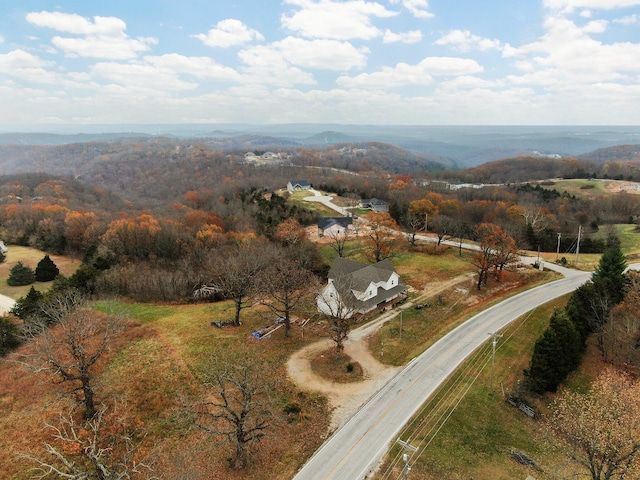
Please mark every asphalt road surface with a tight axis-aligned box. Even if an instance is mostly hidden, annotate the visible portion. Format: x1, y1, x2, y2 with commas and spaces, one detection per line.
292, 266, 591, 480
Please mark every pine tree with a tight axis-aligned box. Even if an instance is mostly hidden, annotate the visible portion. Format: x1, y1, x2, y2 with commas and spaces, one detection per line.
525, 308, 582, 394
7, 261, 35, 286
11, 286, 45, 319
35, 255, 60, 282
592, 240, 627, 304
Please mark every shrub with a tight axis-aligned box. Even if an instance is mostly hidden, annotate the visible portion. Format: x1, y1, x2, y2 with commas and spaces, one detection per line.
35, 255, 60, 282
7, 261, 35, 286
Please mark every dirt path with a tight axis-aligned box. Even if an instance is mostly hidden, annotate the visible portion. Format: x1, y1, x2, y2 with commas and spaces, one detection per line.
286, 273, 475, 430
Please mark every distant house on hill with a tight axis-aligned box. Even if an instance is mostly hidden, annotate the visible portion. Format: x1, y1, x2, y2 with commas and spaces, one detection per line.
358, 198, 389, 212
287, 180, 311, 192
317, 217, 352, 237
317, 258, 406, 318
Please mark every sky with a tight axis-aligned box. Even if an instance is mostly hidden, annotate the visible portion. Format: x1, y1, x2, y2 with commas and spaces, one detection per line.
1, 0, 640, 127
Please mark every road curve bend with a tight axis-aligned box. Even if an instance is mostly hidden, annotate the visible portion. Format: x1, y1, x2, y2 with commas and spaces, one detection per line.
292, 269, 590, 480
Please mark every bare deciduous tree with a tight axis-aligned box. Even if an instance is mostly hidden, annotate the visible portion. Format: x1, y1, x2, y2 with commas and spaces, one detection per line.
259, 248, 318, 337
326, 226, 351, 257
21, 403, 155, 480
22, 292, 127, 419
195, 244, 267, 327
316, 274, 360, 356
189, 349, 277, 470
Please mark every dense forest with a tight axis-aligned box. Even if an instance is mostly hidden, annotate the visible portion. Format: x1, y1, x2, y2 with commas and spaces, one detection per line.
0, 137, 639, 303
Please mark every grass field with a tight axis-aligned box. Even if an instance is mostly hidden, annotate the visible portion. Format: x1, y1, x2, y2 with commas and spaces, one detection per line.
0, 246, 82, 299
375, 296, 579, 480
541, 178, 611, 197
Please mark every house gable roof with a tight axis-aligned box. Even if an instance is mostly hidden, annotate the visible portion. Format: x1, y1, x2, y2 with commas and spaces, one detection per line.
328, 257, 397, 292
288, 180, 310, 187
318, 217, 352, 230
360, 198, 388, 206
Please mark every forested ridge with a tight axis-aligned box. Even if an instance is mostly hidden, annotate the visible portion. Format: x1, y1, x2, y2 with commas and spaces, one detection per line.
1, 136, 640, 479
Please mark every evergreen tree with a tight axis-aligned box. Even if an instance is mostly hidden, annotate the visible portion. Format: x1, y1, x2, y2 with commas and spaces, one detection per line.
566, 282, 596, 343
0, 316, 21, 356
7, 261, 35, 286
10, 286, 44, 320
591, 240, 627, 304
525, 308, 583, 394
35, 254, 60, 282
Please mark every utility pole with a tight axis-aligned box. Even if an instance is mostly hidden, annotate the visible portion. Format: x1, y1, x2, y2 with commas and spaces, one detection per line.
488, 332, 503, 389
399, 310, 403, 340
396, 438, 418, 480
576, 225, 582, 264
556, 232, 561, 262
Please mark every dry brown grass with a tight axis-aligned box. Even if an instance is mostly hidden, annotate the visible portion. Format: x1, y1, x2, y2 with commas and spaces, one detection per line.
309, 350, 364, 383
0, 298, 332, 480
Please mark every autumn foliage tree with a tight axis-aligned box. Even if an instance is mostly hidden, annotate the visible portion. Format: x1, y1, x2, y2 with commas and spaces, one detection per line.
547, 368, 640, 480
364, 212, 401, 263
471, 222, 518, 290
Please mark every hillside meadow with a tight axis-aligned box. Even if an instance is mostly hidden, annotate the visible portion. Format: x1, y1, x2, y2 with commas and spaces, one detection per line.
2, 219, 639, 479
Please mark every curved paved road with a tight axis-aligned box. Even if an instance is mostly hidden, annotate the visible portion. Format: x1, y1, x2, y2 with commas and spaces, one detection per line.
0, 293, 15, 314
292, 266, 591, 480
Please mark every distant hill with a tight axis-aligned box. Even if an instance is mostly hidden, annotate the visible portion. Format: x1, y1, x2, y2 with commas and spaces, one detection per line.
4, 125, 640, 166
577, 144, 640, 164
446, 156, 575, 184
0, 132, 153, 146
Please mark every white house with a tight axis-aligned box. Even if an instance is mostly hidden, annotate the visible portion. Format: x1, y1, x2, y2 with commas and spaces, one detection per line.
317, 258, 406, 318
287, 180, 311, 192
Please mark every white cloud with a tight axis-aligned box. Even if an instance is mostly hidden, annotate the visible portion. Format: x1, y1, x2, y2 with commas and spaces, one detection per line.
582, 19, 607, 33
281, 0, 397, 40
389, 0, 434, 19
543, 0, 640, 13
237, 44, 317, 87
192, 19, 264, 48
614, 14, 640, 25
26, 10, 157, 59
26, 11, 126, 35
504, 15, 640, 82
435, 30, 502, 52
383, 29, 422, 44
337, 56, 482, 89
272, 36, 369, 70
144, 54, 241, 81
0, 49, 57, 84
90, 62, 198, 94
